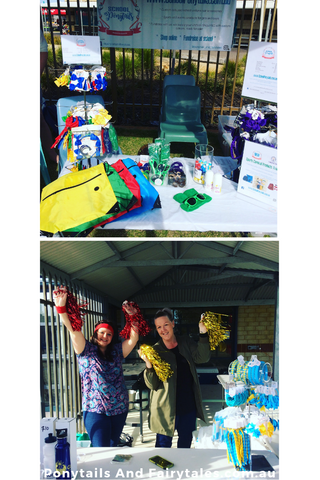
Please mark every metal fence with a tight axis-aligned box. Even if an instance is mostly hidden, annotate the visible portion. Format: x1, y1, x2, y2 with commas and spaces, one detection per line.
40, 263, 108, 432
41, 0, 277, 125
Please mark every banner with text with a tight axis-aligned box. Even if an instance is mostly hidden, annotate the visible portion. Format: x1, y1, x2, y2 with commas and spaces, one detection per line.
98, 0, 237, 51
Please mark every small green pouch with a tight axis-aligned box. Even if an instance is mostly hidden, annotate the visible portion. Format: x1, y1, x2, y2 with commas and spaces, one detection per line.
173, 188, 212, 212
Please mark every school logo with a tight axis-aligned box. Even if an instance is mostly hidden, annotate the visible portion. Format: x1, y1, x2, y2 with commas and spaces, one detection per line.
252, 151, 262, 161
262, 47, 275, 59
99, 0, 142, 36
76, 37, 86, 47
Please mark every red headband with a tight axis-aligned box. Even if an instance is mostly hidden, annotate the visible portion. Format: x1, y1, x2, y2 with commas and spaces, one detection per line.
94, 323, 114, 335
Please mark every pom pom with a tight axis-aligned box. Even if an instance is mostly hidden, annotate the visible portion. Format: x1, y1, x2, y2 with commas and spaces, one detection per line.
201, 312, 230, 351
54, 287, 87, 332
119, 301, 151, 339
140, 344, 174, 382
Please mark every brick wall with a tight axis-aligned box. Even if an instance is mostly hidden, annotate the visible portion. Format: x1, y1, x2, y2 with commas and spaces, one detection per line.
237, 305, 275, 365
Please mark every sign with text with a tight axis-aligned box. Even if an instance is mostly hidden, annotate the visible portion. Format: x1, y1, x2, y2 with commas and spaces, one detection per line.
241, 41, 277, 103
98, 0, 237, 51
237, 141, 277, 208
61, 35, 101, 65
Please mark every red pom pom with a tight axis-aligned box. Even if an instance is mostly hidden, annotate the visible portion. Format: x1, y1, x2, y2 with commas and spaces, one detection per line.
55, 287, 87, 331
119, 301, 151, 339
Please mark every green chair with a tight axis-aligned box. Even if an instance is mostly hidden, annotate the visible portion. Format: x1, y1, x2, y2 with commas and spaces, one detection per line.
159, 85, 207, 144
160, 75, 196, 120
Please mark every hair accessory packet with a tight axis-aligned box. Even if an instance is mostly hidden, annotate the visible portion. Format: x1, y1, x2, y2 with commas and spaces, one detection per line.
167, 161, 187, 188
55, 65, 108, 92
148, 139, 171, 186
173, 188, 211, 212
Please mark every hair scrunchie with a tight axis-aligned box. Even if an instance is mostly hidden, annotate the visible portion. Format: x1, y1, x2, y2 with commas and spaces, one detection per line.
119, 301, 151, 339
54, 287, 88, 332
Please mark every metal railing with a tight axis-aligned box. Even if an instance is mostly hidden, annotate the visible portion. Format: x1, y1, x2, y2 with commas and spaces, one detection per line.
40, 266, 106, 433
40, 0, 277, 126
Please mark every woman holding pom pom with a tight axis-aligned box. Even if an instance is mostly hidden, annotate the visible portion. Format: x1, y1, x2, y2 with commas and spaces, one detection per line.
53, 286, 141, 447
139, 309, 211, 448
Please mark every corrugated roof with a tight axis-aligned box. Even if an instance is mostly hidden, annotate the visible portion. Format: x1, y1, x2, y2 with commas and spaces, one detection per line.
40, 240, 278, 307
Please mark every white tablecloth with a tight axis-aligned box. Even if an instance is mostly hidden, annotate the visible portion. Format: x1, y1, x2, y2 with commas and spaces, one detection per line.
60, 156, 277, 234
73, 446, 279, 479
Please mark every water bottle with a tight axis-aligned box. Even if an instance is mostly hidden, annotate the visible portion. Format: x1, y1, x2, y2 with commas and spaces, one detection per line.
43, 433, 57, 477
55, 429, 71, 479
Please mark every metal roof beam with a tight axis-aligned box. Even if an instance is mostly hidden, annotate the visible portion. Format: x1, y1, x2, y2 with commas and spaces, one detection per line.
195, 241, 279, 271
105, 241, 144, 289
70, 241, 158, 279
97, 256, 273, 268
136, 299, 276, 308
245, 279, 274, 301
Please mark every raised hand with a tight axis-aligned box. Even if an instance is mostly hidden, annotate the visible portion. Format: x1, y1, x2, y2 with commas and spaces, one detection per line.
53, 286, 68, 307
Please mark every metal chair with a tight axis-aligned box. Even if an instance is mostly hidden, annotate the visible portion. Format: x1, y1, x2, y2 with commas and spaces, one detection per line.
159, 84, 207, 144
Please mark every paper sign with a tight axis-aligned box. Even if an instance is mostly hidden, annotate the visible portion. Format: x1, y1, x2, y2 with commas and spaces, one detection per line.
61, 35, 101, 65
241, 41, 277, 103
237, 141, 277, 208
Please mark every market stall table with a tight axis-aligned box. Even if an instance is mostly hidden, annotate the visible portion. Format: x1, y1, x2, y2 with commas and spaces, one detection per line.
59, 156, 277, 234
73, 446, 279, 479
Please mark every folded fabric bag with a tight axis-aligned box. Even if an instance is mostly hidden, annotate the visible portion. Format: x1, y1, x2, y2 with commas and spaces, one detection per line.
173, 188, 212, 212
40, 162, 137, 235
94, 159, 142, 228
103, 158, 161, 224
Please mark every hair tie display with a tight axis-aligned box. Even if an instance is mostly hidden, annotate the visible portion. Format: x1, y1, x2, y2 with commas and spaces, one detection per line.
94, 323, 114, 335
225, 388, 249, 407
119, 301, 151, 339
226, 428, 251, 471
53, 287, 88, 332
140, 344, 174, 382
228, 357, 272, 386
200, 312, 230, 351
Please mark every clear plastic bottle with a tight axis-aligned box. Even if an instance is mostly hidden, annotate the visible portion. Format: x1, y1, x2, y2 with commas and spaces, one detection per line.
43, 433, 57, 478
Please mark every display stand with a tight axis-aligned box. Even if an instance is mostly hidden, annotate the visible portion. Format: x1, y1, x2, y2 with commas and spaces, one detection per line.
216, 355, 277, 474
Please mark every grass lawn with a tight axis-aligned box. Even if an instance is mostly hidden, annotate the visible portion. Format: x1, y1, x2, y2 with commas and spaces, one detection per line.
41, 125, 248, 238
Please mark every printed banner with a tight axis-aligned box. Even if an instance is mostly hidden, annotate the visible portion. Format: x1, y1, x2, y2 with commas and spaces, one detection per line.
98, 0, 237, 51
237, 141, 277, 208
241, 41, 277, 103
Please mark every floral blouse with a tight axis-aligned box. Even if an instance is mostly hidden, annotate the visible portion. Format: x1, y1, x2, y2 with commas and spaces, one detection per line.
77, 340, 129, 415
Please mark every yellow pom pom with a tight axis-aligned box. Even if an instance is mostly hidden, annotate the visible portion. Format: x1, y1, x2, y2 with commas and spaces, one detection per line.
140, 344, 174, 382
201, 312, 230, 351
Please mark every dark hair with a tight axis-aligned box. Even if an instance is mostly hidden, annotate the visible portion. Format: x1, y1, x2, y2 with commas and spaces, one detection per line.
90, 320, 118, 361
154, 308, 173, 322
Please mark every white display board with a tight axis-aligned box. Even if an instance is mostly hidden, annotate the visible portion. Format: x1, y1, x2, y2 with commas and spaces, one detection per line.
98, 0, 237, 51
61, 35, 101, 65
237, 141, 277, 208
241, 41, 277, 104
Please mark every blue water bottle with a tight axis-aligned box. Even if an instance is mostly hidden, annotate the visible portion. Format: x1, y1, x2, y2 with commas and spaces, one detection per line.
55, 428, 71, 479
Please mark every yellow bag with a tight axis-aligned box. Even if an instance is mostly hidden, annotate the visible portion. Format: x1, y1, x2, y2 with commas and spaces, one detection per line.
40, 163, 120, 235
